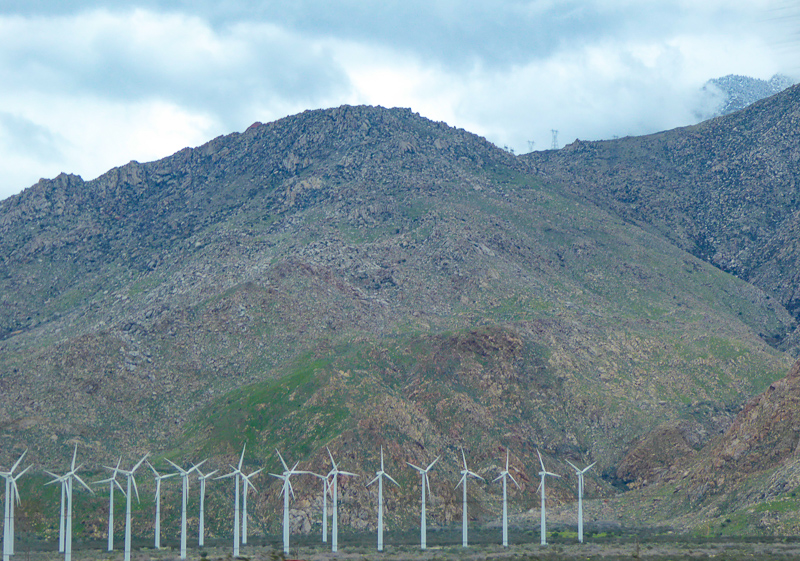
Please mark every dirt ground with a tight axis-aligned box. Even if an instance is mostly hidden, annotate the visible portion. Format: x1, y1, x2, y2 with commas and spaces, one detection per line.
9, 536, 800, 561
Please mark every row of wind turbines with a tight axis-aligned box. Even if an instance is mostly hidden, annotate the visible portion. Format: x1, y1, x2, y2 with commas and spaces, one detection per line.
1, 444, 595, 560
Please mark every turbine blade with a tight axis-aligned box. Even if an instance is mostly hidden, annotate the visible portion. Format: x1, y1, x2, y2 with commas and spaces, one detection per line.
132, 453, 150, 473
71, 444, 78, 471
468, 470, 485, 482
327, 447, 338, 470
537, 449, 545, 472
583, 462, 597, 473
165, 458, 182, 472
276, 449, 289, 472
131, 476, 141, 503
406, 461, 423, 472
73, 474, 94, 494
239, 443, 247, 470
565, 459, 580, 473
461, 448, 468, 471
385, 473, 401, 487
508, 472, 521, 490
427, 456, 440, 471
11, 450, 27, 472
367, 475, 379, 487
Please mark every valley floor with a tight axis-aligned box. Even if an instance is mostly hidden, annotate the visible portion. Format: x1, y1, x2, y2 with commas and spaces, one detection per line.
10, 536, 800, 561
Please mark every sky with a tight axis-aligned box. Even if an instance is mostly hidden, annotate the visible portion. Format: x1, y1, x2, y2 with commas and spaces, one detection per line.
1, 1, 799, 201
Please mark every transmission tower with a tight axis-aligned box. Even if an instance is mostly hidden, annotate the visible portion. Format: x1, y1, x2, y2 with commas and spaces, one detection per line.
551, 130, 559, 150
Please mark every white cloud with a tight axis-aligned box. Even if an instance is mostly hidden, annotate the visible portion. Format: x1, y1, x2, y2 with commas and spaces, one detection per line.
0, 1, 797, 200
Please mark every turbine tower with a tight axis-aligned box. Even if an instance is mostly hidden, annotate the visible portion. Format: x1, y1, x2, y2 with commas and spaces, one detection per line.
94, 458, 126, 552
492, 448, 520, 548
195, 464, 218, 548
566, 460, 596, 543
117, 454, 149, 561
216, 444, 250, 557
307, 473, 330, 543
326, 447, 357, 553
2, 450, 30, 561
456, 448, 484, 548
240, 467, 263, 546
166, 459, 205, 560
44, 445, 95, 561
536, 450, 560, 546
367, 447, 399, 552
44, 472, 68, 553
406, 456, 439, 550
146, 461, 177, 550
269, 450, 306, 556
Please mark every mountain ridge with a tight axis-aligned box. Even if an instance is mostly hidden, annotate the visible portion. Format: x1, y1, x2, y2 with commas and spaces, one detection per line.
1, 99, 799, 535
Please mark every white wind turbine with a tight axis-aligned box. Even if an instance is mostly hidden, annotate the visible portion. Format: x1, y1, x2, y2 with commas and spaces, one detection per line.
406, 456, 439, 550
44, 445, 94, 561
240, 467, 262, 546
218, 444, 258, 557
117, 454, 149, 561
269, 450, 306, 556
94, 458, 126, 552
367, 447, 399, 552
2, 450, 31, 561
195, 464, 218, 548
166, 459, 205, 560
146, 461, 177, 550
536, 450, 560, 546
325, 448, 357, 553
492, 448, 520, 548
307, 472, 330, 543
566, 460, 596, 543
456, 448, 484, 548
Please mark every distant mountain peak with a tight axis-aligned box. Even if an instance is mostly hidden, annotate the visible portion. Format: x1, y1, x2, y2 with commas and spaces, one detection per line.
702, 73, 796, 117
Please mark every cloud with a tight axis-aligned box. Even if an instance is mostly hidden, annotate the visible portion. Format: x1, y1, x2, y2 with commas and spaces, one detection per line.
0, 1, 797, 200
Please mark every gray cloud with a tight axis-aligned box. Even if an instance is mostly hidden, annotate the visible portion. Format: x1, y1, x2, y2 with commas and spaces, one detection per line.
0, 1, 798, 200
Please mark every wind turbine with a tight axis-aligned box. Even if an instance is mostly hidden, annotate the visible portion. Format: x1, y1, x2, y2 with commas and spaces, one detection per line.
217, 445, 252, 557
117, 454, 149, 561
326, 447, 357, 553
536, 450, 560, 546
240, 467, 263, 546
406, 456, 439, 550
195, 464, 218, 548
146, 461, 177, 550
456, 448, 484, 548
44, 445, 94, 561
566, 460, 596, 543
366, 446, 399, 552
492, 448, 520, 548
166, 459, 205, 560
269, 449, 306, 556
94, 458, 126, 552
307, 472, 330, 543
2, 450, 30, 561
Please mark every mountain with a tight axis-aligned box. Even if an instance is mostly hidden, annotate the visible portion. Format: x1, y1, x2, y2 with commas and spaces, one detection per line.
524, 83, 800, 355
0, 100, 797, 536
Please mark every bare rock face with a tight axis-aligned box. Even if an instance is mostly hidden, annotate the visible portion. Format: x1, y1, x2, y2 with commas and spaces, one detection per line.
616, 420, 707, 488
699, 358, 800, 485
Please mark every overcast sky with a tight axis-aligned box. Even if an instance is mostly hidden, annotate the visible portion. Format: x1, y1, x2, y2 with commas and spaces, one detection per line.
1, 1, 799, 201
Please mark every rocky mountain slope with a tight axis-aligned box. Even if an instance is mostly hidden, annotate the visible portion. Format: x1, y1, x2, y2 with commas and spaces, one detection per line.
524, 83, 800, 355
0, 100, 798, 536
